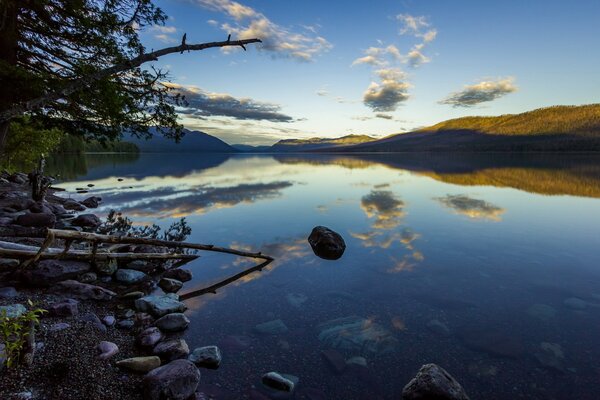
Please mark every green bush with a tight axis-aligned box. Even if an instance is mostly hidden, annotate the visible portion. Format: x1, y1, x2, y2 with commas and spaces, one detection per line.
0, 300, 47, 368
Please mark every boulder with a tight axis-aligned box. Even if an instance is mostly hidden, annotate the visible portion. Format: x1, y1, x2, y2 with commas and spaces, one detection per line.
159, 278, 183, 293
81, 196, 102, 209
71, 214, 101, 228
135, 294, 187, 318
115, 268, 147, 284
0, 304, 26, 318
51, 280, 116, 301
163, 268, 192, 283
117, 356, 161, 373
143, 359, 200, 400
16, 212, 56, 228
308, 226, 346, 260
137, 327, 164, 348
153, 339, 189, 362
261, 372, 295, 392
188, 346, 222, 369
254, 319, 288, 335
97, 341, 119, 360
48, 299, 79, 317
402, 363, 470, 400
155, 313, 190, 332
22, 260, 91, 286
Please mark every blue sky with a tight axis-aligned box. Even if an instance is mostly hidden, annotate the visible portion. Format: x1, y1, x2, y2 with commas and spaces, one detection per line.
140, 0, 600, 145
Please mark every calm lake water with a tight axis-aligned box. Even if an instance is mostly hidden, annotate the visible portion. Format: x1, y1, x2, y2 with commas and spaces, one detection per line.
52, 153, 600, 399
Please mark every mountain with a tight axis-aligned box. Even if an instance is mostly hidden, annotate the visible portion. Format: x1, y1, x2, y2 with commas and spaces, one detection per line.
231, 144, 273, 152
328, 104, 600, 152
124, 128, 238, 153
271, 134, 377, 152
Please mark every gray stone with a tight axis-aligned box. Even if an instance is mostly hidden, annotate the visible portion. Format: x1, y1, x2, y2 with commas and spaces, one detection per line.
159, 278, 183, 293
402, 363, 470, 400
143, 359, 200, 400
16, 212, 56, 228
63, 199, 86, 211
0, 303, 26, 318
117, 308, 136, 319
48, 299, 79, 317
153, 338, 190, 362
49, 322, 71, 331
188, 346, 222, 369
23, 259, 91, 286
0, 286, 18, 298
97, 341, 119, 360
79, 272, 97, 283
115, 268, 147, 284
137, 327, 164, 348
163, 268, 192, 283
155, 313, 190, 332
81, 196, 102, 209
117, 319, 135, 330
95, 259, 118, 276
102, 315, 116, 326
308, 226, 346, 260
127, 260, 157, 273
80, 312, 107, 332
135, 294, 187, 318
71, 213, 101, 228
0, 258, 19, 270
254, 319, 289, 335
117, 356, 161, 373
261, 372, 295, 392
426, 319, 451, 337
51, 280, 116, 301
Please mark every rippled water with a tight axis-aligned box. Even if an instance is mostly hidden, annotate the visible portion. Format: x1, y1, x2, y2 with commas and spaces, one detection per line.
53, 153, 600, 399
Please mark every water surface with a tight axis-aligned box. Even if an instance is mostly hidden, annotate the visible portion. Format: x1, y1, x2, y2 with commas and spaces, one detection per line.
54, 153, 600, 399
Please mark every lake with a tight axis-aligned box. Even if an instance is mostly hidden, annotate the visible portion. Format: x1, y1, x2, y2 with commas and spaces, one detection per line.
51, 152, 600, 399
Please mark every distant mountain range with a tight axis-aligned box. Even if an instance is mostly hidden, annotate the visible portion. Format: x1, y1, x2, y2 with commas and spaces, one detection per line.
123, 104, 600, 153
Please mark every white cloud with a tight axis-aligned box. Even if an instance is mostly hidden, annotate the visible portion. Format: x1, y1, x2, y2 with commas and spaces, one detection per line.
192, 0, 332, 61
363, 68, 410, 112
440, 77, 518, 107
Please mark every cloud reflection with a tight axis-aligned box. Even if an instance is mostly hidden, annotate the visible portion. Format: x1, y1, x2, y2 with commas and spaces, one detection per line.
435, 194, 505, 221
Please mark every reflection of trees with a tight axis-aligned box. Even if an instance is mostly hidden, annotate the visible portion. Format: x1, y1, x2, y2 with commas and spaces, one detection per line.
351, 189, 424, 273
435, 194, 505, 221
46, 153, 139, 181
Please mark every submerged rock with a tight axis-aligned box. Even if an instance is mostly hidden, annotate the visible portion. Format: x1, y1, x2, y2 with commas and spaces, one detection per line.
135, 293, 187, 318
159, 278, 183, 293
117, 356, 161, 372
321, 349, 346, 375
527, 304, 557, 321
154, 313, 190, 332
254, 319, 289, 335
459, 327, 525, 359
143, 359, 200, 400
534, 342, 566, 372
308, 226, 346, 260
261, 372, 296, 393
163, 268, 192, 282
286, 293, 308, 308
188, 346, 222, 369
402, 363, 470, 400
317, 316, 398, 354
564, 297, 587, 310
426, 319, 451, 337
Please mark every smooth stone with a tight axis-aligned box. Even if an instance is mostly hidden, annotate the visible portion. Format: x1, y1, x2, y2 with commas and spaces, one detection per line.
188, 346, 222, 369
254, 319, 289, 335
16, 212, 56, 228
71, 214, 101, 228
307, 225, 346, 260
426, 319, 451, 337
0, 303, 26, 318
117, 319, 135, 330
49, 322, 71, 331
159, 278, 183, 293
117, 356, 161, 373
121, 291, 145, 300
402, 363, 470, 400
163, 268, 192, 282
80, 312, 107, 332
96, 259, 118, 276
102, 315, 116, 326
153, 339, 190, 362
117, 308, 136, 319
135, 312, 155, 327
81, 196, 102, 209
564, 297, 587, 310
137, 327, 164, 348
115, 268, 147, 284
23, 259, 91, 286
97, 341, 119, 360
48, 299, 79, 317
261, 372, 295, 392
63, 199, 86, 211
51, 280, 116, 301
155, 313, 190, 332
0, 286, 18, 298
321, 349, 346, 374
135, 294, 187, 318
143, 359, 200, 400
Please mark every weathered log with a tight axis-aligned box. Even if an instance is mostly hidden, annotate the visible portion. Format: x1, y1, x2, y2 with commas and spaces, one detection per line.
0, 247, 198, 262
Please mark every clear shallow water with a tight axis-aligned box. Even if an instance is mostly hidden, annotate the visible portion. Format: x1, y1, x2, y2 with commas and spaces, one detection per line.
53, 153, 600, 399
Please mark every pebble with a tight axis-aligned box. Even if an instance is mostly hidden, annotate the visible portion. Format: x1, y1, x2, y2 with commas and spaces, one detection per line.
117, 319, 135, 330
102, 315, 116, 326
49, 322, 71, 332
117, 356, 161, 373
97, 341, 119, 360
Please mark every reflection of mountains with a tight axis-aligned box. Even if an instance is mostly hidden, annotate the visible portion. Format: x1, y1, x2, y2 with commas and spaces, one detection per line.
274, 153, 600, 198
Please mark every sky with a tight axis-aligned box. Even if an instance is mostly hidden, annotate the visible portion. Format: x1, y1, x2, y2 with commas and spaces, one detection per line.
139, 0, 600, 145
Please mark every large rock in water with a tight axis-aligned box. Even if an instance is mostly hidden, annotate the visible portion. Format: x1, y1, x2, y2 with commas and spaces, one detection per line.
308, 226, 346, 260
402, 364, 470, 400
135, 294, 187, 318
143, 359, 200, 400
51, 280, 116, 301
22, 260, 91, 286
